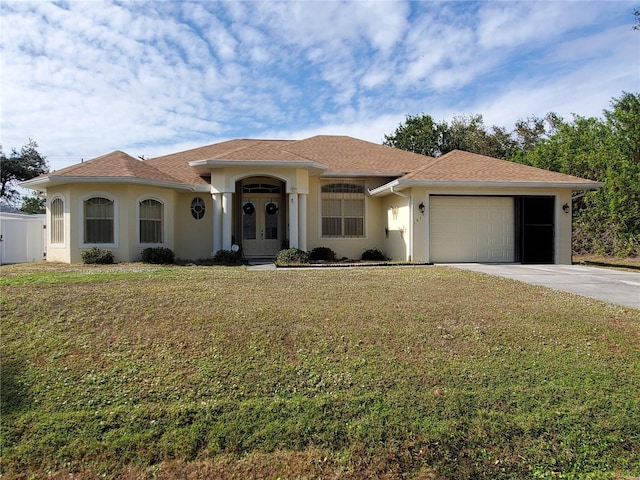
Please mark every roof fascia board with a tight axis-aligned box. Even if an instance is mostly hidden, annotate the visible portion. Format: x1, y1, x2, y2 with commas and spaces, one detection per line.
368, 180, 401, 197
399, 180, 604, 189
368, 179, 603, 196
321, 172, 408, 178
189, 159, 328, 170
20, 176, 208, 192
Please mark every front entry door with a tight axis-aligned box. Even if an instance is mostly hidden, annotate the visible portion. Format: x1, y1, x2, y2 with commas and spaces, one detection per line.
242, 196, 281, 257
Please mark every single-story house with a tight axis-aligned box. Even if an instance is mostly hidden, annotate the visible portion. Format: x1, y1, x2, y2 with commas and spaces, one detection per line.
22, 135, 602, 264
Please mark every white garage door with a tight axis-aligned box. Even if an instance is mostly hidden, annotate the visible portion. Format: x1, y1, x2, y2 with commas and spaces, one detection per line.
430, 196, 514, 263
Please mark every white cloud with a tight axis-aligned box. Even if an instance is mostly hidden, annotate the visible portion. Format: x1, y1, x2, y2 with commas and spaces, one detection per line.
0, 0, 637, 173
475, 1, 606, 50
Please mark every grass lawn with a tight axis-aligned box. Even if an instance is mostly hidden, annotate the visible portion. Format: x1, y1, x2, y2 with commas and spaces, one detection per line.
1, 263, 639, 479
573, 254, 640, 270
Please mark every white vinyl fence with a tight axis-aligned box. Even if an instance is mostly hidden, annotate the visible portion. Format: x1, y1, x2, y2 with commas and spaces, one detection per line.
0, 212, 46, 264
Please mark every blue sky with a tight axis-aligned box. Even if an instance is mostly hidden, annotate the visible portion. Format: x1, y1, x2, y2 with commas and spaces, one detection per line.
1, 0, 638, 172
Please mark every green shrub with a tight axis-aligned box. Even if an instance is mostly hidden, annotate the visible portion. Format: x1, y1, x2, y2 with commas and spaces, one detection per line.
309, 246, 337, 262
361, 248, 387, 261
275, 248, 309, 266
81, 247, 114, 264
141, 247, 175, 264
212, 249, 243, 266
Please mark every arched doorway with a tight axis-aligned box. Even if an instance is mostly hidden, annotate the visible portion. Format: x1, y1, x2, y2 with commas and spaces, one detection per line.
238, 177, 285, 258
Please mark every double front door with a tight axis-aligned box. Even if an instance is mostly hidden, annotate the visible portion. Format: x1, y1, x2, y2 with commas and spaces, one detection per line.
242, 195, 282, 257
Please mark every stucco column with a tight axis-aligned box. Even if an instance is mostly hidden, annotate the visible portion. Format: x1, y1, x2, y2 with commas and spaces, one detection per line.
289, 193, 299, 249
298, 193, 307, 252
222, 192, 233, 251
211, 193, 222, 255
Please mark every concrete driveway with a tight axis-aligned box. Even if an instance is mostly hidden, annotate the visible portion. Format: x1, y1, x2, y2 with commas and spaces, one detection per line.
448, 264, 640, 310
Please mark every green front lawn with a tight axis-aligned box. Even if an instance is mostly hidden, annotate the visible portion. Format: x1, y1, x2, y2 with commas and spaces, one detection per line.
1, 263, 639, 479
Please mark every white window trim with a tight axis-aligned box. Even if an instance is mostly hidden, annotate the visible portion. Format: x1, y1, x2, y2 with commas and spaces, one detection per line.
79, 192, 119, 248
49, 194, 66, 248
136, 195, 167, 246
319, 179, 367, 239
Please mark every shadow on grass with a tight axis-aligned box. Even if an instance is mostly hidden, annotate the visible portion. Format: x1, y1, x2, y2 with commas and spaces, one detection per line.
1, 354, 31, 416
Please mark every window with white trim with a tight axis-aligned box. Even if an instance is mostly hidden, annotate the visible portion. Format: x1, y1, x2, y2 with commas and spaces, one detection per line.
139, 199, 163, 244
83, 196, 114, 244
50, 197, 64, 245
321, 180, 365, 237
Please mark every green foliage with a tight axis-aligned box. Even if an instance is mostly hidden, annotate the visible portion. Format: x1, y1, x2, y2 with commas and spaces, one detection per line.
0, 139, 48, 203
383, 114, 449, 157
443, 114, 516, 159
81, 247, 114, 264
19, 196, 46, 214
360, 248, 387, 261
385, 113, 559, 161
212, 249, 243, 265
309, 246, 337, 261
275, 248, 309, 266
141, 247, 175, 264
518, 92, 640, 256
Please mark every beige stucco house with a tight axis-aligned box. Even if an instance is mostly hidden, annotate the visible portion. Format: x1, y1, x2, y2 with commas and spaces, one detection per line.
22, 135, 601, 264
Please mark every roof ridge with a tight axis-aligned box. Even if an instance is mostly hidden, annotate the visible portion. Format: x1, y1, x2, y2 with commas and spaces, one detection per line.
210, 139, 263, 159
136, 156, 182, 182
50, 150, 127, 174
215, 139, 310, 162
402, 151, 449, 179
46, 150, 183, 183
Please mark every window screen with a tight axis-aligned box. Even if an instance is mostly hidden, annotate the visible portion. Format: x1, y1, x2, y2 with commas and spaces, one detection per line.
50, 197, 64, 244
84, 197, 114, 244
321, 180, 365, 237
140, 199, 163, 243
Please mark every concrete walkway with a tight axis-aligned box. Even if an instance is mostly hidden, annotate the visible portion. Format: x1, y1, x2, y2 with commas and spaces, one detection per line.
247, 262, 277, 271
448, 264, 640, 310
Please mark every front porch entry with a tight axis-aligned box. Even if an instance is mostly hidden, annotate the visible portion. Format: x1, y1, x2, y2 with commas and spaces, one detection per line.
239, 178, 285, 259
211, 175, 307, 258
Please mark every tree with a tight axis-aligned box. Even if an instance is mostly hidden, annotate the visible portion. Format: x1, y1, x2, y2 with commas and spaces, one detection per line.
383, 114, 448, 157
633, 8, 639, 30
603, 91, 640, 164
441, 114, 516, 159
518, 93, 640, 256
20, 196, 46, 214
0, 140, 48, 203
511, 113, 563, 154
384, 113, 517, 159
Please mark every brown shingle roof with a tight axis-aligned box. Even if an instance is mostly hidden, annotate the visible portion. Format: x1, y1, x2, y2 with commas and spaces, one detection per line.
399, 150, 601, 185
48, 150, 180, 183
282, 135, 428, 175
144, 136, 430, 180
145, 139, 307, 184
25, 139, 601, 191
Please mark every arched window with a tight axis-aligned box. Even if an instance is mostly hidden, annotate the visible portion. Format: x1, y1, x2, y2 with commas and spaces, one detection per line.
321, 180, 365, 237
139, 199, 163, 244
83, 196, 114, 244
50, 197, 64, 245
242, 183, 281, 193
